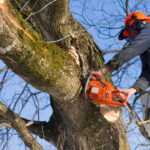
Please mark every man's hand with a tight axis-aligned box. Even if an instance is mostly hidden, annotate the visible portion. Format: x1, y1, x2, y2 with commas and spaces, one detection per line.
117, 88, 137, 100
90, 67, 108, 80
90, 70, 103, 80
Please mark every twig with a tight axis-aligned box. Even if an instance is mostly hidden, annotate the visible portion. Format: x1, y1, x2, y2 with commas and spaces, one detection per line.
112, 58, 139, 77
20, 0, 30, 13
41, 124, 45, 139
26, 0, 57, 20
14, 0, 21, 9
0, 67, 8, 73
25, 121, 34, 127
125, 0, 130, 15
31, 0, 39, 10
12, 83, 28, 112
135, 143, 150, 150
103, 50, 121, 55
0, 123, 11, 128
131, 0, 144, 12
48, 29, 86, 43
0, 69, 9, 92
47, 25, 116, 43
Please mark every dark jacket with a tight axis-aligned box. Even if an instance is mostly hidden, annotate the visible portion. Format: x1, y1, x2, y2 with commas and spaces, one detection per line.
105, 24, 150, 93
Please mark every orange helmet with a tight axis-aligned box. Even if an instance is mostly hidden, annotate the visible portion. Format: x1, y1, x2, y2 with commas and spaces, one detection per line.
118, 12, 150, 40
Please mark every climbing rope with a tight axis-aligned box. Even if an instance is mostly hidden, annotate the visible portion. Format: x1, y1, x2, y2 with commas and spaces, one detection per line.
124, 102, 150, 143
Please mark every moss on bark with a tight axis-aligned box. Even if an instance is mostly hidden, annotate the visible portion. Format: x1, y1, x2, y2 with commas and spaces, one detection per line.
0, 1, 130, 150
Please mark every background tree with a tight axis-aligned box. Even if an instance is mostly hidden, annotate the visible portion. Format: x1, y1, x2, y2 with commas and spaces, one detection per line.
0, 0, 150, 150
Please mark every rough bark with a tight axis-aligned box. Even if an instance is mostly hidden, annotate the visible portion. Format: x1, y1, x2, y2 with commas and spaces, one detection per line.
0, 0, 130, 150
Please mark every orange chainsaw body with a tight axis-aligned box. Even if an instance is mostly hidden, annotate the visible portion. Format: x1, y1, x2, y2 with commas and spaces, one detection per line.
84, 80, 127, 107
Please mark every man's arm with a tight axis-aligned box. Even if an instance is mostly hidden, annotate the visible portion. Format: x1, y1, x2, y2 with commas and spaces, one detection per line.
105, 24, 150, 72
91, 25, 150, 98
91, 25, 150, 78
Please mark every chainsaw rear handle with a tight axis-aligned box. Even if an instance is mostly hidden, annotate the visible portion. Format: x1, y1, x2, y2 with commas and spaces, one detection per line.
112, 89, 128, 103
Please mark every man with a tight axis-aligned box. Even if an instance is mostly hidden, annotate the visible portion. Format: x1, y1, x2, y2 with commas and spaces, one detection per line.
91, 12, 150, 120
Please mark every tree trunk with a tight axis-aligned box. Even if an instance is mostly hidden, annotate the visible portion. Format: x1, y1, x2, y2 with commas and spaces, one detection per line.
0, 0, 130, 150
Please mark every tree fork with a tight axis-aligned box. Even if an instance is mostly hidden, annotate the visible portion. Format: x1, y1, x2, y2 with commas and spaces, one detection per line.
0, 0, 81, 100
0, 1, 130, 150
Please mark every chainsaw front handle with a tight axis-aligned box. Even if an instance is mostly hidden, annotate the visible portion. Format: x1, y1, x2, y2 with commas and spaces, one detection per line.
84, 74, 93, 103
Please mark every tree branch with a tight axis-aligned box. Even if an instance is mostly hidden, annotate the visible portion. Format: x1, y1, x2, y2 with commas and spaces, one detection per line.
131, 0, 144, 12
0, 1, 81, 101
0, 1, 131, 149
0, 66, 7, 73
0, 102, 43, 150
0, 114, 59, 145
125, 0, 129, 15
103, 50, 121, 55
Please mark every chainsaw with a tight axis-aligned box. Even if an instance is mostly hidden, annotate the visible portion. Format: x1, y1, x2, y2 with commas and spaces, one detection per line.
83, 74, 150, 142
83, 74, 127, 107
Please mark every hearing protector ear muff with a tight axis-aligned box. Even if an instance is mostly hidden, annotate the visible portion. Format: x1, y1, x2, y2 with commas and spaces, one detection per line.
126, 14, 148, 31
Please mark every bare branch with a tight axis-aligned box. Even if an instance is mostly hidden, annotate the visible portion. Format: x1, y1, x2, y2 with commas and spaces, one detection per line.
20, 0, 30, 13
48, 29, 86, 43
47, 25, 118, 43
0, 68, 9, 92
112, 59, 139, 77
12, 83, 28, 112
135, 143, 150, 150
26, 0, 57, 20
0, 66, 7, 73
103, 50, 121, 55
0, 116, 50, 136
14, 0, 21, 9
0, 123, 11, 128
31, 0, 39, 10
131, 0, 144, 12
125, 0, 130, 15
